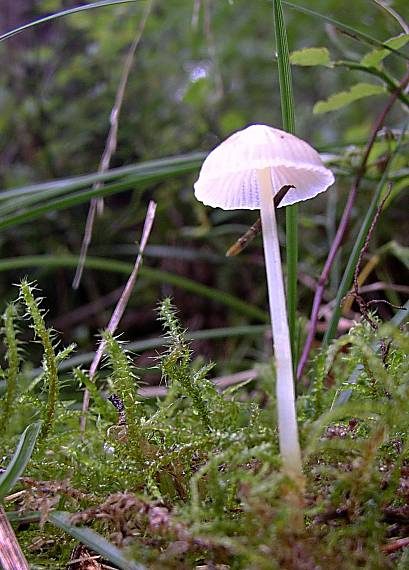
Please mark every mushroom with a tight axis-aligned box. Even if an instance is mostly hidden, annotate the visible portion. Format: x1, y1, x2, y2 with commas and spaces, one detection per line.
194, 124, 334, 483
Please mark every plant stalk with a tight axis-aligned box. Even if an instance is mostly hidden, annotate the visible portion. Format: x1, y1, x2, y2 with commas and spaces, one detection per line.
297, 68, 409, 380
257, 168, 303, 485
0, 506, 30, 570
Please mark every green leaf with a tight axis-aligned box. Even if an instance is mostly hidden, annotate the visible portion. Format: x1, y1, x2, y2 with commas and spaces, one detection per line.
361, 33, 409, 67
0, 422, 42, 502
290, 47, 331, 67
6, 511, 41, 524
48, 511, 146, 570
313, 82, 386, 114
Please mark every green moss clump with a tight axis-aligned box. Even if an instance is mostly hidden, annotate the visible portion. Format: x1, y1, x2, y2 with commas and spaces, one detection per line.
0, 287, 408, 569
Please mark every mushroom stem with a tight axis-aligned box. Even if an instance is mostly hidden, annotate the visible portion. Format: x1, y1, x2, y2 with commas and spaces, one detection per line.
257, 167, 303, 484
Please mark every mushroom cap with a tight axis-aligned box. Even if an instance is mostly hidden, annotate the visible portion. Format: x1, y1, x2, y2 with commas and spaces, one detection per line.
194, 124, 335, 210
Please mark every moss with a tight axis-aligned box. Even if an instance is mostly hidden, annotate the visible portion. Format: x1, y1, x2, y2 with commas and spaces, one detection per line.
0, 287, 408, 568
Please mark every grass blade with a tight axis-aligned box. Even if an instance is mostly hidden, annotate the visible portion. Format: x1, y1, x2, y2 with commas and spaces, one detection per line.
0, 154, 204, 219
5, 511, 41, 524
272, 0, 298, 363
48, 511, 146, 570
282, 1, 409, 61
29, 324, 267, 375
0, 255, 268, 322
0, 0, 141, 43
0, 153, 204, 203
0, 163, 199, 231
0, 422, 42, 502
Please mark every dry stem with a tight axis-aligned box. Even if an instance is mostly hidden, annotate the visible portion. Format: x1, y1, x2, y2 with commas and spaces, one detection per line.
73, 1, 153, 289
80, 200, 157, 433
297, 69, 409, 381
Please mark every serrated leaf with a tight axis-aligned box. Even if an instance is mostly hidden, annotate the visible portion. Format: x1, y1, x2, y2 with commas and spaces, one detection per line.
290, 47, 331, 66
313, 82, 386, 114
48, 511, 146, 570
0, 422, 41, 501
361, 33, 409, 67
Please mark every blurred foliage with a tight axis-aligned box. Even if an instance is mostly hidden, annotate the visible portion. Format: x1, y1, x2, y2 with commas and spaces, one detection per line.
0, 1, 408, 385
0, 2, 408, 566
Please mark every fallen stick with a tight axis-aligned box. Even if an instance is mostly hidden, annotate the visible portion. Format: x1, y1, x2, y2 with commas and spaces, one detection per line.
80, 200, 157, 432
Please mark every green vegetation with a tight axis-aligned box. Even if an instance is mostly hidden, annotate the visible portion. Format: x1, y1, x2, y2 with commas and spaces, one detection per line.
0, 287, 408, 568
0, 0, 408, 567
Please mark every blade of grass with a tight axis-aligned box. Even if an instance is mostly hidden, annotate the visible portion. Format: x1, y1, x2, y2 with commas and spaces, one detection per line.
0, 0, 142, 43
5, 512, 41, 524
0, 255, 267, 322
49, 511, 146, 570
92, 202, 156, 377
0, 153, 205, 204
282, 1, 409, 61
27, 324, 268, 376
324, 124, 408, 344
0, 156, 204, 219
0, 422, 42, 502
0, 163, 198, 231
272, 0, 297, 365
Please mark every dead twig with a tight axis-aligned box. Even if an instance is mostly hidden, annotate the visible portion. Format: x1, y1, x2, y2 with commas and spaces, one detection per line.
383, 536, 409, 553
358, 283, 409, 295
0, 505, 30, 570
80, 201, 157, 433
225, 185, 295, 256
297, 69, 409, 381
350, 185, 392, 330
73, 0, 153, 289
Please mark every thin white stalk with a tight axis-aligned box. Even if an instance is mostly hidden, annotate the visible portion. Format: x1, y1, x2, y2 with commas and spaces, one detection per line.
257, 167, 303, 483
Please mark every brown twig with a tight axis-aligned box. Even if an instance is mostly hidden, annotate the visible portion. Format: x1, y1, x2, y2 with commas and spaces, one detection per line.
383, 536, 409, 554
358, 282, 409, 296
73, 1, 153, 290
297, 68, 409, 381
350, 185, 392, 330
137, 368, 258, 399
0, 505, 30, 570
80, 201, 157, 433
225, 185, 295, 256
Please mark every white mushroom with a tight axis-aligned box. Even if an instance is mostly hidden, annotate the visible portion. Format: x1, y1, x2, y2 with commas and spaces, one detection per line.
194, 124, 334, 482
